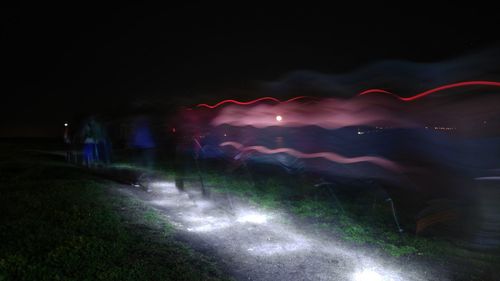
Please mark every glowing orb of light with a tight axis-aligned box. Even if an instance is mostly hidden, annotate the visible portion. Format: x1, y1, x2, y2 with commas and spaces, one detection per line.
237, 213, 268, 224
64, 123, 68, 127
276, 115, 283, 122
353, 269, 384, 281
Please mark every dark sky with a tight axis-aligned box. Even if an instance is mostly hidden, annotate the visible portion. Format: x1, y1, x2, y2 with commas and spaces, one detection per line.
2, 3, 500, 137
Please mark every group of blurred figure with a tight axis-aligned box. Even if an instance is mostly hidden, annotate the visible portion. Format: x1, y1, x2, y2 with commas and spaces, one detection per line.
64, 116, 112, 167
63, 114, 161, 169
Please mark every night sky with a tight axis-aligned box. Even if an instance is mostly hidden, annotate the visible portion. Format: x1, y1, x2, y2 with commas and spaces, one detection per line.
2, 4, 500, 137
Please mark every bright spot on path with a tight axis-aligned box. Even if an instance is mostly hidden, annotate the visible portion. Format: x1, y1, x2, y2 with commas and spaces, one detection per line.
353, 269, 385, 281
236, 212, 268, 224
149, 181, 178, 194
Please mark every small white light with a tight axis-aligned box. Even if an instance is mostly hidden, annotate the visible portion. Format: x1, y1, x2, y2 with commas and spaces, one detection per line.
276, 115, 282, 122
64, 123, 68, 127
353, 269, 384, 281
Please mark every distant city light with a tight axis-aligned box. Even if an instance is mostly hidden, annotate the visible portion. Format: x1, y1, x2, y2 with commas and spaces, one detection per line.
432, 126, 455, 131
276, 115, 283, 122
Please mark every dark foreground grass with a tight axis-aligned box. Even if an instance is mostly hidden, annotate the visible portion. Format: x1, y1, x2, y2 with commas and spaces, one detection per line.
0, 148, 229, 281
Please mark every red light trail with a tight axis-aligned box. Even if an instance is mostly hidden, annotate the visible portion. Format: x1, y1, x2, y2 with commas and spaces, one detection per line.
220, 141, 403, 172
197, 96, 308, 109
358, 81, 500, 101
196, 81, 500, 109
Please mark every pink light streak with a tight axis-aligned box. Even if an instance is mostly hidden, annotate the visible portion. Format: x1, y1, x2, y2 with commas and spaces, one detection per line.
197, 96, 308, 109
358, 81, 500, 101
211, 98, 414, 129
220, 141, 403, 172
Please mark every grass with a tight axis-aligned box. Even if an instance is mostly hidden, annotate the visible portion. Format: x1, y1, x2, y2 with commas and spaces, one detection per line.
88, 150, 499, 278
205, 172, 284, 209
287, 198, 419, 256
171, 167, 500, 266
0, 146, 230, 281
202, 170, 418, 256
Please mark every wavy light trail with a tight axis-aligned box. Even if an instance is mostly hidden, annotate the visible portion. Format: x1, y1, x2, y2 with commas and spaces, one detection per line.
358, 81, 500, 101
197, 81, 500, 109
358, 89, 394, 96
220, 141, 403, 172
197, 96, 308, 109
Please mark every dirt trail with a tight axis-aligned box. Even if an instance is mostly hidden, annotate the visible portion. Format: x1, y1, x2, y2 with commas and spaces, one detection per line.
113, 179, 448, 281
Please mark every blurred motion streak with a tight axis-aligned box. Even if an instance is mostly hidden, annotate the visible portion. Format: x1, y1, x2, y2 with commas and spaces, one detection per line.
358, 80, 500, 101
197, 96, 309, 109
212, 98, 414, 129
220, 141, 403, 172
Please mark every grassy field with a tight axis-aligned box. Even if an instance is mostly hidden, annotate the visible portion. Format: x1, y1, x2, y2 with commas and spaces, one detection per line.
108, 157, 500, 263
22, 142, 497, 280
176, 167, 499, 279
201, 171, 434, 256
0, 144, 230, 281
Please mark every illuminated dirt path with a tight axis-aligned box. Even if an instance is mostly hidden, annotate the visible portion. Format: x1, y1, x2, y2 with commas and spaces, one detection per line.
116, 180, 448, 281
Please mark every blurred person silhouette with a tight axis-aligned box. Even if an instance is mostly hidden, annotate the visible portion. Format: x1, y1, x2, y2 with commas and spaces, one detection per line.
172, 127, 190, 191
172, 109, 202, 192
63, 123, 73, 162
129, 116, 156, 169
81, 117, 98, 167
92, 116, 112, 165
